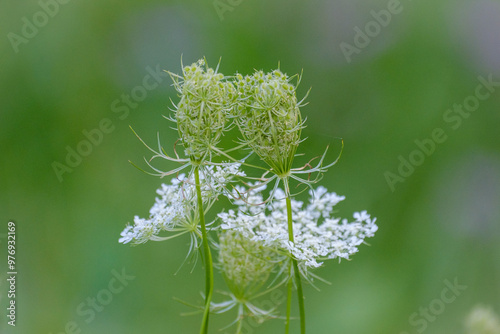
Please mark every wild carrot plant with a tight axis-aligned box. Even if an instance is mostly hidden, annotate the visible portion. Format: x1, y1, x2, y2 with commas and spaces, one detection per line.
119, 58, 378, 334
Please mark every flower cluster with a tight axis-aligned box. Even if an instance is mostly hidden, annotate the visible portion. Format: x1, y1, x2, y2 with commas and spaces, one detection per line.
234, 69, 306, 176
121, 58, 378, 334
169, 59, 236, 161
219, 186, 378, 271
119, 163, 244, 248
210, 228, 282, 328
218, 228, 277, 297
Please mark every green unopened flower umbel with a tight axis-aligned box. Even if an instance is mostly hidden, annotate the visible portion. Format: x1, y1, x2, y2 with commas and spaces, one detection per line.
218, 228, 277, 299
169, 59, 236, 162
213, 228, 280, 330
235, 69, 306, 177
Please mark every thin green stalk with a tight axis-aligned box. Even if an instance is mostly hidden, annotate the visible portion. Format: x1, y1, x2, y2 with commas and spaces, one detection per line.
285, 266, 293, 334
284, 178, 306, 334
292, 257, 305, 334
195, 166, 214, 334
236, 313, 243, 334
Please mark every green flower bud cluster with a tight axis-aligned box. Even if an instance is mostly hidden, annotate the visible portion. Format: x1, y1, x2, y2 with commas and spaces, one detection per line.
218, 228, 276, 299
234, 69, 305, 177
169, 59, 307, 177
170, 59, 236, 162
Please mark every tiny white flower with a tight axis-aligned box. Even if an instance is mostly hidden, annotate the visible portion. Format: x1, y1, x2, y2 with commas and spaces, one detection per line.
353, 210, 370, 222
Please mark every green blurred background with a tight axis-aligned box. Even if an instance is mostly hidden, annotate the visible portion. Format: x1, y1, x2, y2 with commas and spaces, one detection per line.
1, 0, 499, 333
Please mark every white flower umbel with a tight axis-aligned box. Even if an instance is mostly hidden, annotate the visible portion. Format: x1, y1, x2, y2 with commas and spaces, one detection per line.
120, 163, 245, 334
119, 163, 244, 252
219, 185, 378, 276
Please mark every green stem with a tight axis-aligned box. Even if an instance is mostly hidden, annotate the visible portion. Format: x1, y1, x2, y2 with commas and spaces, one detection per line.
236, 314, 243, 334
195, 166, 214, 334
285, 266, 293, 334
284, 178, 306, 334
292, 257, 306, 334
